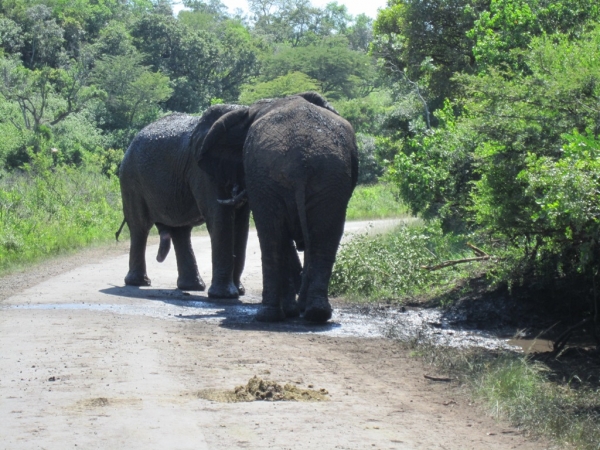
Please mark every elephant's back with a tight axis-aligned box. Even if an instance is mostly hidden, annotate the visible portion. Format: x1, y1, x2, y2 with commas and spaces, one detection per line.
245, 101, 357, 189
122, 114, 200, 168
119, 113, 203, 226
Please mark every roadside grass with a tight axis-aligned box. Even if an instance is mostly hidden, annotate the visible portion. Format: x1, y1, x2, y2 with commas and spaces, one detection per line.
346, 183, 409, 220
0, 155, 124, 274
388, 329, 600, 450
330, 221, 478, 302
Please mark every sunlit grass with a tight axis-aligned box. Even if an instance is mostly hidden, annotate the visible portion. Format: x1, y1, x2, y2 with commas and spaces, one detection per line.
346, 183, 409, 221
0, 157, 123, 274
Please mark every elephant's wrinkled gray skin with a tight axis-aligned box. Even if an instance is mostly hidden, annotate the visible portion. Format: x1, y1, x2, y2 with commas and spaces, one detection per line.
119, 106, 250, 298
198, 93, 358, 322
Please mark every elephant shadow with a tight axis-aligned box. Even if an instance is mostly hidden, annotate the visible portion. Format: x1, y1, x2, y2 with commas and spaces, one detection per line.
99, 285, 341, 333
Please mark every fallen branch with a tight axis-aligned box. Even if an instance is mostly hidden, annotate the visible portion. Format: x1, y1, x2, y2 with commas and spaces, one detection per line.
421, 256, 491, 271
466, 242, 489, 257
424, 374, 453, 382
552, 318, 592, 355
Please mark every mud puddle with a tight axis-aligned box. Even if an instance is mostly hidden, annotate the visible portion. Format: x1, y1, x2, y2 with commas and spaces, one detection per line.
4, 286, 522, 350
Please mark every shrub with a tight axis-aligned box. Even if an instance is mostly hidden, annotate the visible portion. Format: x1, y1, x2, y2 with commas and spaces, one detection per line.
330, 222, 471, 301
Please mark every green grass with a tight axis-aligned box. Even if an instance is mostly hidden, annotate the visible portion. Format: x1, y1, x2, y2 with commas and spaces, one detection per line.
0, 155, 123, 274
474, 357, 600, 449
390, 333, 600, 450
346, 183, 409, 220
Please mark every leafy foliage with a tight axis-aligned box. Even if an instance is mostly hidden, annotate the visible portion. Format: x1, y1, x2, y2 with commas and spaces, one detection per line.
238, 71, 319, 104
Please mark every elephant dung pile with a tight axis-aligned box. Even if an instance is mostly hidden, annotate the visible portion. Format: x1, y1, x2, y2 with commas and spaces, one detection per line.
197, 376, 329, 403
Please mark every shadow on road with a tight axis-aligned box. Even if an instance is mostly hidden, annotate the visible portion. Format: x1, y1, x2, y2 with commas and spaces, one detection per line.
100, 285, 241, 304
99, 285, 342, 334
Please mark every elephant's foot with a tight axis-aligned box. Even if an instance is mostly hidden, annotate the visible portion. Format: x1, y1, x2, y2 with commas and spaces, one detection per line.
177, 276, 206, 292
283, 301, 300, 319
124, 271, 151, 287
303, 299, 332, 323
283, 298, 300, 318
236, 282, 246, 296
297, 297, 307, 313
256, 305, 286, 322
208, 281, 239, 299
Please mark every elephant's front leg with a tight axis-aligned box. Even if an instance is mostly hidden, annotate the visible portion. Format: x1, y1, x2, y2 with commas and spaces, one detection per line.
170, 226, 206, 291
206, 206, 239, 299
125, 224, 152, 287
232, 203, 250, 296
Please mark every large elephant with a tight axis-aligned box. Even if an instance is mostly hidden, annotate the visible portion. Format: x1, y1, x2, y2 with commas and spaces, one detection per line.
118, 106, 250, 298
198, 93, 358, 322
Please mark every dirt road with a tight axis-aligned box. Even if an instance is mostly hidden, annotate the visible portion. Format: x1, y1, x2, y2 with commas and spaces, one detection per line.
0, 221, 545, 449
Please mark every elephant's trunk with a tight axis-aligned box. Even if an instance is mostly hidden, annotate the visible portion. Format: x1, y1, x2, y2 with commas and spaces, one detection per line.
156, 231, 171, 262
217, 189, 247, 208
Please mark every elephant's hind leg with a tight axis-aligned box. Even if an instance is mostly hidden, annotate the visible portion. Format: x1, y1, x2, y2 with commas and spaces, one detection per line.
170, 226, 206, 291
281, 240, 301, 318
254, 214, 290, 322
302, 197, 348, 323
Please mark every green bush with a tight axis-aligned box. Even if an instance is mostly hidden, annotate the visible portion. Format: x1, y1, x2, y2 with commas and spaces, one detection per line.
0, 152, 122, 272
330, 222, 471, 301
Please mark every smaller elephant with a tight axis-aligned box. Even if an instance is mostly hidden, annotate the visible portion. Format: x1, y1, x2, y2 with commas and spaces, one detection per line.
198, 93, 358, 322
119, 106, 250, 298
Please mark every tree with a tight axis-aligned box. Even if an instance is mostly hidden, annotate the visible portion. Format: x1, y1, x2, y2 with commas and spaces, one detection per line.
250, 0, 322, 46
261, 36, 376, 99
469, 0, 600, 73
131, 7, 258, 111
346, 13, 373, 52
92, 52, 172, 128
22, 4, 65, 68
0, 15, 24, 55
0, 55, 97, 133
372, 0, 489, 107
238, 71, 320, 104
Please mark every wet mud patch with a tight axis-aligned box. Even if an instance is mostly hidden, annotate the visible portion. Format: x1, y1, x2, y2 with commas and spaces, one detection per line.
197, 376, 329, 403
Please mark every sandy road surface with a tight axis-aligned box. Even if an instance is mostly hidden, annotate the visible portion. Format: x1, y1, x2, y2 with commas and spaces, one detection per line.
0, 220, 545, 450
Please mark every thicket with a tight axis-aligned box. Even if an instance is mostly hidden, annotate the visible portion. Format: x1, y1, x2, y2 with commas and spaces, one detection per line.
0, 152, 122, 272
339, 0, 600, 322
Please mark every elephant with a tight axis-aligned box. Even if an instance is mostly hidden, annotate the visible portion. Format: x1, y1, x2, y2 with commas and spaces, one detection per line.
197, 93, 358, 323
118, 106, 250, 298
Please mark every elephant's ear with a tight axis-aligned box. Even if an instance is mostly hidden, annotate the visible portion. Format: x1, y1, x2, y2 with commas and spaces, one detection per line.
196, 107, 252, 187
297, 92, 339, 115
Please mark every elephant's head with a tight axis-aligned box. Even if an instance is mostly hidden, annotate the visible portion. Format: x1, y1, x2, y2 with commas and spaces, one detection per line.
197, 92, 338, 205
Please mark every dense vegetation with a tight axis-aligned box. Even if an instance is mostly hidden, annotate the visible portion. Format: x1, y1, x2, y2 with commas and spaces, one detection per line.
339, 0, 600, 321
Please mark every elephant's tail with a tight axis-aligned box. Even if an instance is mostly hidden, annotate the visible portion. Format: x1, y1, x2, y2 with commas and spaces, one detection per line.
295, 185, 310, 257
115, 219, 126, 242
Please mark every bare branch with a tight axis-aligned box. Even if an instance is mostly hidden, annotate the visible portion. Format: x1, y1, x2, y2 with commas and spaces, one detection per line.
421, 256, 491, 271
